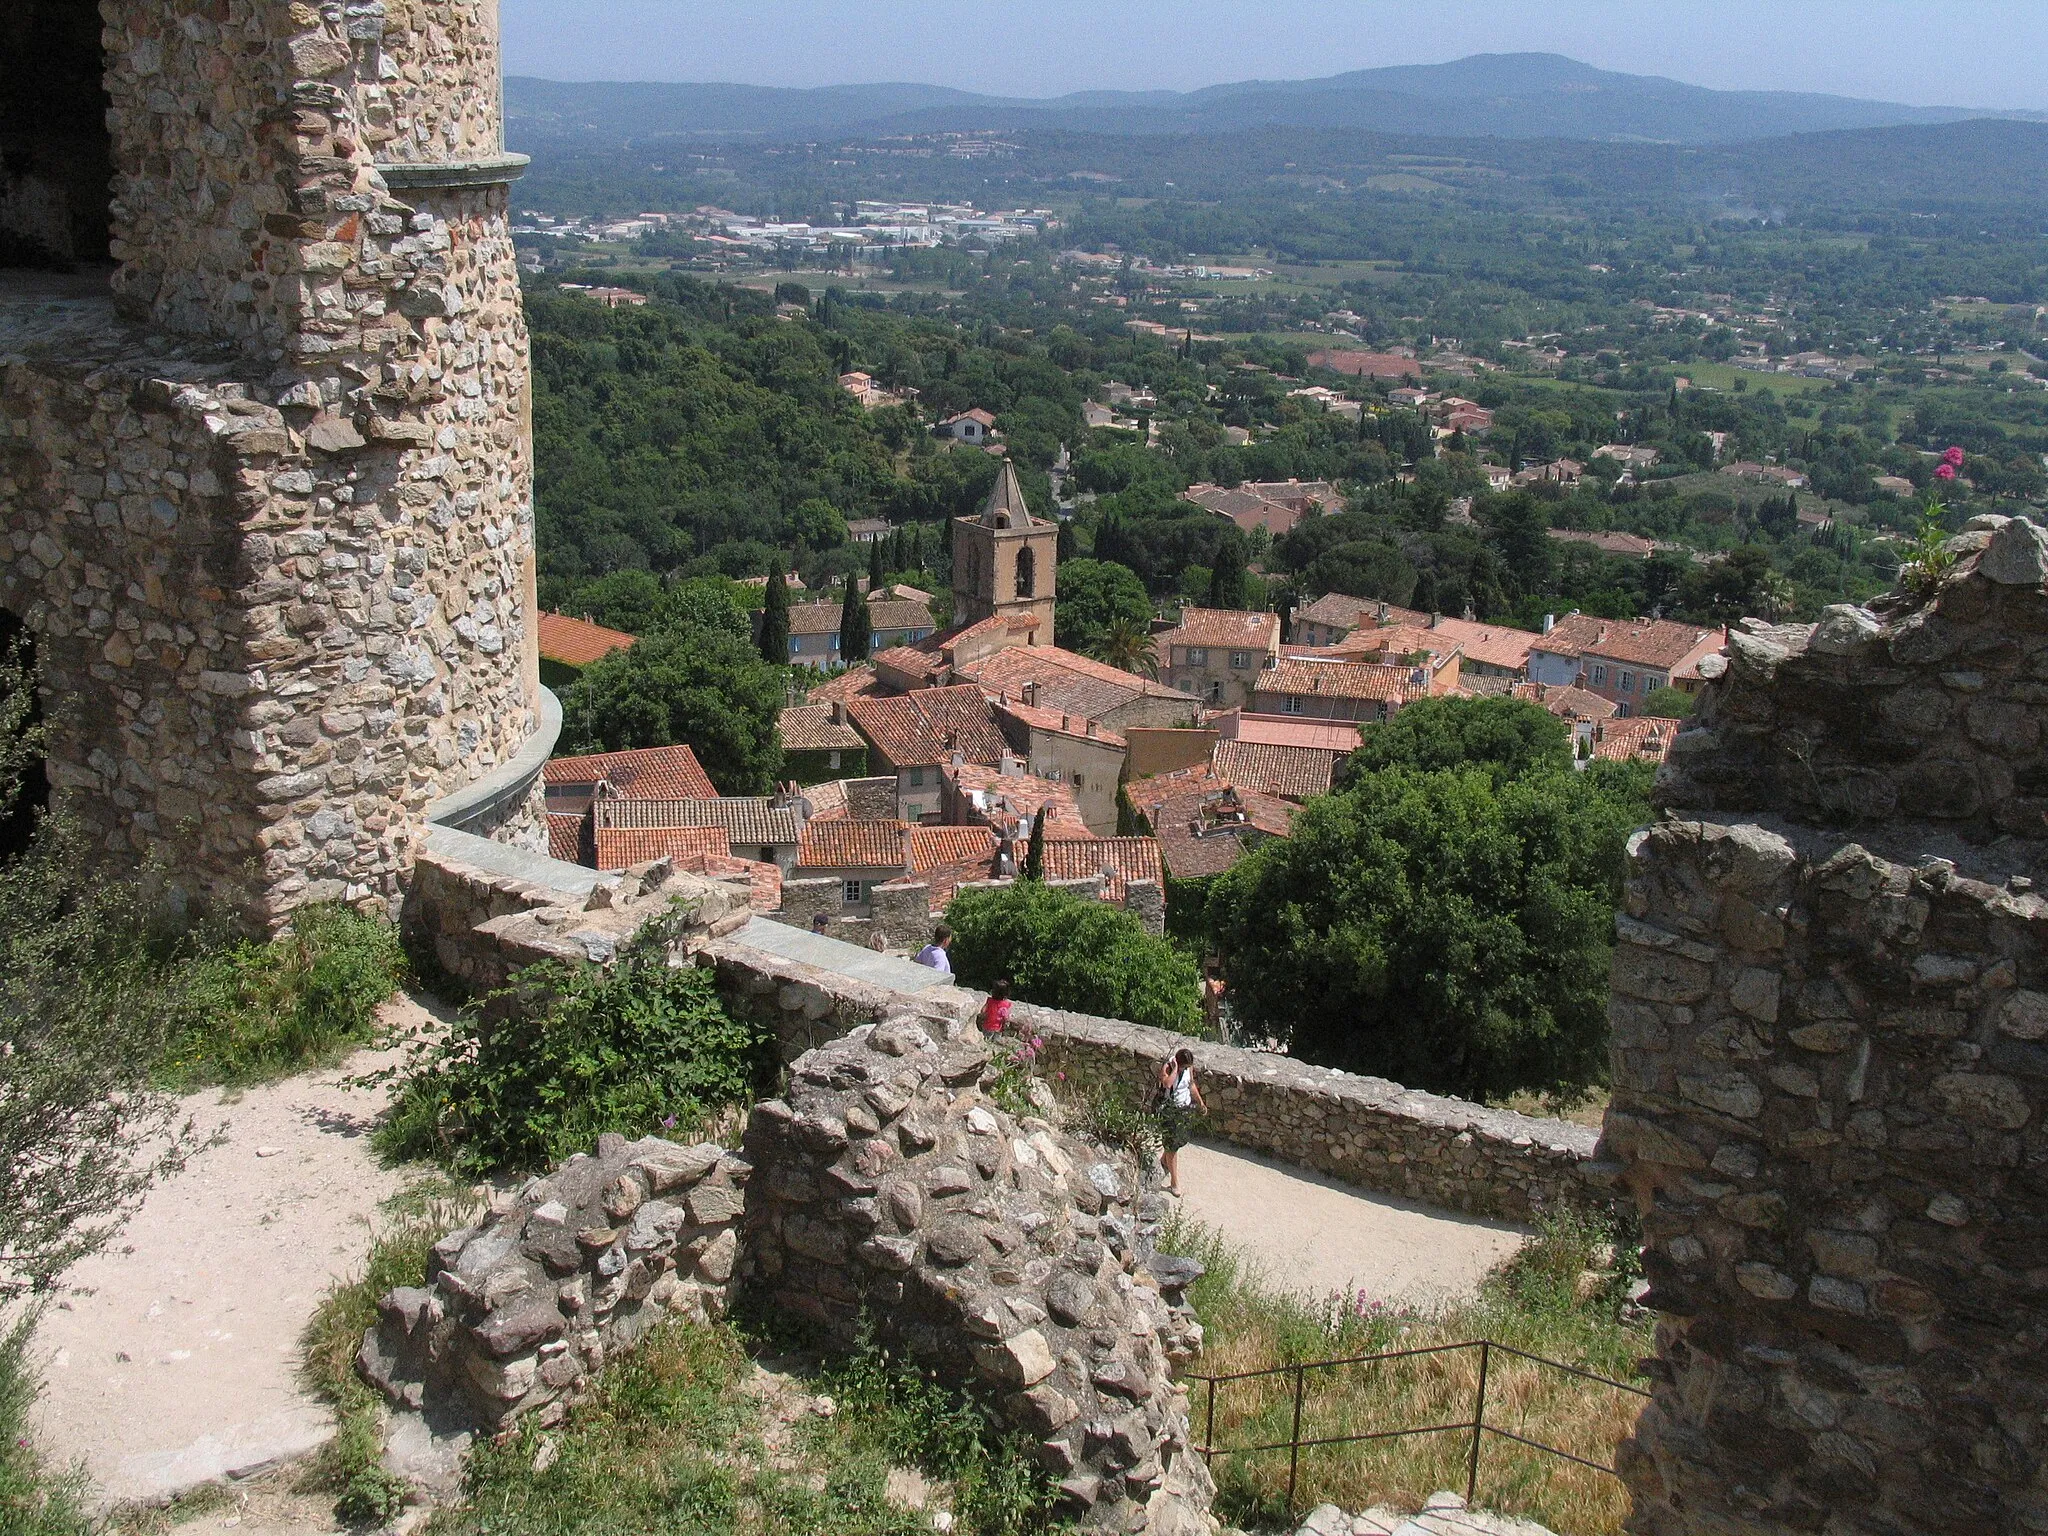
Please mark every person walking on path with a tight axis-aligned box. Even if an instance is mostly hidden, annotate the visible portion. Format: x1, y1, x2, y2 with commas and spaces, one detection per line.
1155, 1047, 1206, 1197
980, 979, 1013, 1035
914, 923, 953, 975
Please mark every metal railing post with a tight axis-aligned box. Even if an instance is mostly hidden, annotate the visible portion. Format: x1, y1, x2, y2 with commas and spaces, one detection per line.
1205, 1375, 1217, 1464
1286, 1362, 1306, 1519
1467, 1340, 1490, 1506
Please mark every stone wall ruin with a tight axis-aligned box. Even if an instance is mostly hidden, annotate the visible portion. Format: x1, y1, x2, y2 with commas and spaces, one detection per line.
1608, 515, 2048, 1534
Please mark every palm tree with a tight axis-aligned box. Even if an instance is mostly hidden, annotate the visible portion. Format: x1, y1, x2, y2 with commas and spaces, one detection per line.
1094, 616, 1158, 678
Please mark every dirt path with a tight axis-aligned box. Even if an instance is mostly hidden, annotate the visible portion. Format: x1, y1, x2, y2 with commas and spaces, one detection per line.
1173, 1140, 1530, 1309
28, 994, 446, 1508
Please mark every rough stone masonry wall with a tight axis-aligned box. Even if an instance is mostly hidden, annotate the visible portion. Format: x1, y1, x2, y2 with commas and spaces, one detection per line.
359, 1133, 749, 1431
1609, 514, 2048, 1535
703, 936, 1599, 1224
0, 0, 542, 921
742, 1018, 1213, 1535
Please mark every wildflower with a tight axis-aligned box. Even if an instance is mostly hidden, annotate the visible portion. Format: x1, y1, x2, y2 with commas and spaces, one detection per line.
1935, 463, 1956, 481
660, 1114, 677, 1130
1055, 1070, 1066, 1081
1944, 445, 1966, 466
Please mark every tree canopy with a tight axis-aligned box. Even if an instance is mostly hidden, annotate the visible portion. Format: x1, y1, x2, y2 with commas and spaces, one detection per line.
562, 626, 786, 793
944, 881, 1201, 1036
1340, 695, 1576, 789
1052, 558, 1153, 656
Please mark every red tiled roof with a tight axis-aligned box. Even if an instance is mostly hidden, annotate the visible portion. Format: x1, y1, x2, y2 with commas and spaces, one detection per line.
959, 645, 1184, 719
538, 611, 637, 668
1151, 785, 1297, 879
1257, 657, 1420, 704
1592, 717, 1685, 763
547, 811, 587, 865
1512, 681, 1619, 721
1213, 739, 1338, 801
596, 796, 802, 848
993, 696, 1128, 749
696, 854, 783, 912
789, 600, 845, 637
909, 825, 1000, 870
1542, 616, 1723, 671
1161, 607, 1281, 651
1181, 485, 1304, 538
1041, 836, 1165, 901
544, 743, 717, 804
798, 778, 849, 820
1124, 764, 1232, 824
848, 684, 1010, 768
946, 762, 1088, 837
799, 819, 911, 871
808, 665, 883, 705
1293, 593, 1430, 632
779, 704, 865, 752
869, 600, 935, 632
1219, 711, 1364, 753
594, 823, 730, 871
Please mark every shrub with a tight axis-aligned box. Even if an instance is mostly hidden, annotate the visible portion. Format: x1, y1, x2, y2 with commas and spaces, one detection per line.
375, 949, 771, 1176
160, 903, 407, 1089
944, 881, 1202, 1035
1639, 686, 1695, 719
0, 1318, 92, 1536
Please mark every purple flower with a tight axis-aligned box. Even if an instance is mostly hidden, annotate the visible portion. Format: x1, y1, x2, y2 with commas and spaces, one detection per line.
661, 1114, 677, 1130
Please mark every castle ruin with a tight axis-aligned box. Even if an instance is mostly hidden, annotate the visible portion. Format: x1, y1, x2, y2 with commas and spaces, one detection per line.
1608, 516, 2048, 1533
0, 0, 548, 924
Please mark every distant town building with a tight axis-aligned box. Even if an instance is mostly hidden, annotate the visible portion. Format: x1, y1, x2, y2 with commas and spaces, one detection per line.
537, 611, 637, 688
1158, 608, 1282, 708
937, 408, 999, 445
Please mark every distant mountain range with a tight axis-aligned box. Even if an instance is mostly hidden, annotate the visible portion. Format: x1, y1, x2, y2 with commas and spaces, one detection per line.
508, 53, 2043, 149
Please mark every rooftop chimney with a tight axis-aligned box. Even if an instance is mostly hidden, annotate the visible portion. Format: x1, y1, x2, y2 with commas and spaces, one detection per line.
831, 700, 848, 726
1022, 680, 1039, 707
1543, 613, 1556, 634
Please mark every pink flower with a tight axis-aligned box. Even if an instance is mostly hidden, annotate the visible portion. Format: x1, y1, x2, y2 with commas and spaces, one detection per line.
1944, 446, 1966, 466
1055, 1071, 1066, 1082
1935, 463, 1956, 481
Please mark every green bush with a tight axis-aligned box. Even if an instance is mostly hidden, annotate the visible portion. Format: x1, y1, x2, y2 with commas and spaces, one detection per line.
1639, 686, 1696, 719
376, 951, 770, 1176
160, 903, 407, 1090
944, 881, 1202, 1035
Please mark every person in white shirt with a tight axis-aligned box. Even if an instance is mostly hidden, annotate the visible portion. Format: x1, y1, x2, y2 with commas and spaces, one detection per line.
913, 923, 953, 975
1155, 1047, 1207, 1197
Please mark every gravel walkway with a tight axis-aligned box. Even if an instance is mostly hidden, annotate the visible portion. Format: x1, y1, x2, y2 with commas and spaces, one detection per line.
28, 994, 444, 1507
1172, 1140, 1530, 1308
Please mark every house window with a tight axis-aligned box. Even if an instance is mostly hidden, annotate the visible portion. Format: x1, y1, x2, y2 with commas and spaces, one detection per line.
1620, 670, 1635, 693
909, 766, 926, 786
788, 638, 801, 655
1206, 680, 1223, 703
1073, 773, 1085, 791
1591, 665, 1608, 686
1646, 675, 1664, 693
827, 750, 841, 770
1186, 647, 1208, 666
830, 633, 841, 652
1230, 651, 1250, 670
1282, 695, 1304, 715
843, 880, 864, 904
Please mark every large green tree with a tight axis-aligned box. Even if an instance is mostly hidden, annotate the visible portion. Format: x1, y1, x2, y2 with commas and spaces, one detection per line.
1054, 558, 1152, 655
944, 882, 1201, 1035
565, 627, 786, 793
1341, 695, 1575, 789
1209, 701, 1652, 1100
1208, 528, 1252, 610
758, 562, 790, 664
838, 579, 872, 664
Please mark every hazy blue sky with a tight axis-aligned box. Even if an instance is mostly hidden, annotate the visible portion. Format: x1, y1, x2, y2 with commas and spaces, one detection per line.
501, 1, 2048, 110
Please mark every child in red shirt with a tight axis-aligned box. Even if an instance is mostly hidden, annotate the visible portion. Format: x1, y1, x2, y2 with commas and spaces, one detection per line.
980, 979, 1012, 1035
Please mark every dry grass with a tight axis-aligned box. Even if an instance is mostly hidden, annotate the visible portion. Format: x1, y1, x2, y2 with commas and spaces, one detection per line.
1172, 1208, 1652, 1534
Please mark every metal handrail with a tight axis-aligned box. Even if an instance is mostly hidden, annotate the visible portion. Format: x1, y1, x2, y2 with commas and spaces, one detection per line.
1182, 1337, 1651, 1518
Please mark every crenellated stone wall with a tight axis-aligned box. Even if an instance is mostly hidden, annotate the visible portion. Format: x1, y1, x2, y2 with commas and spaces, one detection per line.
2, 0, 542, 923
1609, 515, 2048, 1535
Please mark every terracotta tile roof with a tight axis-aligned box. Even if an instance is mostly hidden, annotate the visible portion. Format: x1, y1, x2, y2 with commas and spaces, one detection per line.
848, 684, 1009, 768
1124, 765, 1232, 824
1151, 785, 1297, 879
1181, 484, 1304, 537
1331, 624, 1461, 664
1218, 711, 1363, 753
871, 645, 949, 683
1213, 739, 1338, 801
799, 819, 911, 871
544, 743, 717, 806
695, 854, 783, 912
1527, 613, 1612, 661
594, 796, 802, 848
594, 823, 730, 871
538, 611, 637, 668
946, 762, 1088, 838
993, 696, 1128, 749
798, 778, 849, 820
1590, 716, 1685, 763
789, 600, 845, 637
808, 665, 883, 705
1337, 617, 1539, 675
869, 600, 935, 632
1161, 608, 1281, 651
1294, 594, 1429, 632
909, 825, 1000, 869
1257, 657, 1420, 704
779, 704, 865, 752
1586, 620, 1723, 673
547, 811, 587, 865
1512, 681, 1618, 721
959, 645, 1184, 720
1041, 836, 1165, 901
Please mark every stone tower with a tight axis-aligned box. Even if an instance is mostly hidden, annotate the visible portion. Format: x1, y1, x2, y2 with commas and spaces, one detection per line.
0, 0, 549, 925
1606, 516, 2048, 1534
952, 459, 1057, 635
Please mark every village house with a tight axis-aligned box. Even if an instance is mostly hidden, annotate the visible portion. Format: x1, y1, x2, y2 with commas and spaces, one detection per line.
1250, 655, 1443, 722
1211, 738, 1339, 802
1289, 594, 1430, 648
990, 692, 1128, 834
959, 646, 1192, 733
1720, 461, 1810, 489
583, 286, 648, 309
1330, 615, 1540, 683
1593, 444, 1661, 471
1158, 608, 1282, 708
778, 702, 869, 783
1124, 767, 1297, 880
542, 743, 717, 817
781, 596, 936, 667
1516, 458, 1584, 488
937, 408, 1000, 445
1527, 614, 1725, 715
793, 819, 917, 916
846, 684, 1013, 822
845, 518, 894, 544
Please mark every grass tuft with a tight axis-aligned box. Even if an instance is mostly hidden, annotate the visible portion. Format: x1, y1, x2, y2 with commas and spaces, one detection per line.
0, 1317, 94, 1536
1175, 1205, 1651, 1534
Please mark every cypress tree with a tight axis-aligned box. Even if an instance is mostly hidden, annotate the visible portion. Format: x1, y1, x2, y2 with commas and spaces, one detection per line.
868, 535, 886, 592
1208, 529, 1250, 610
759, 559, 790, 664
1056, 518, 1077, 563
839, 577, 872, 664
1024, 806, 1047, 881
